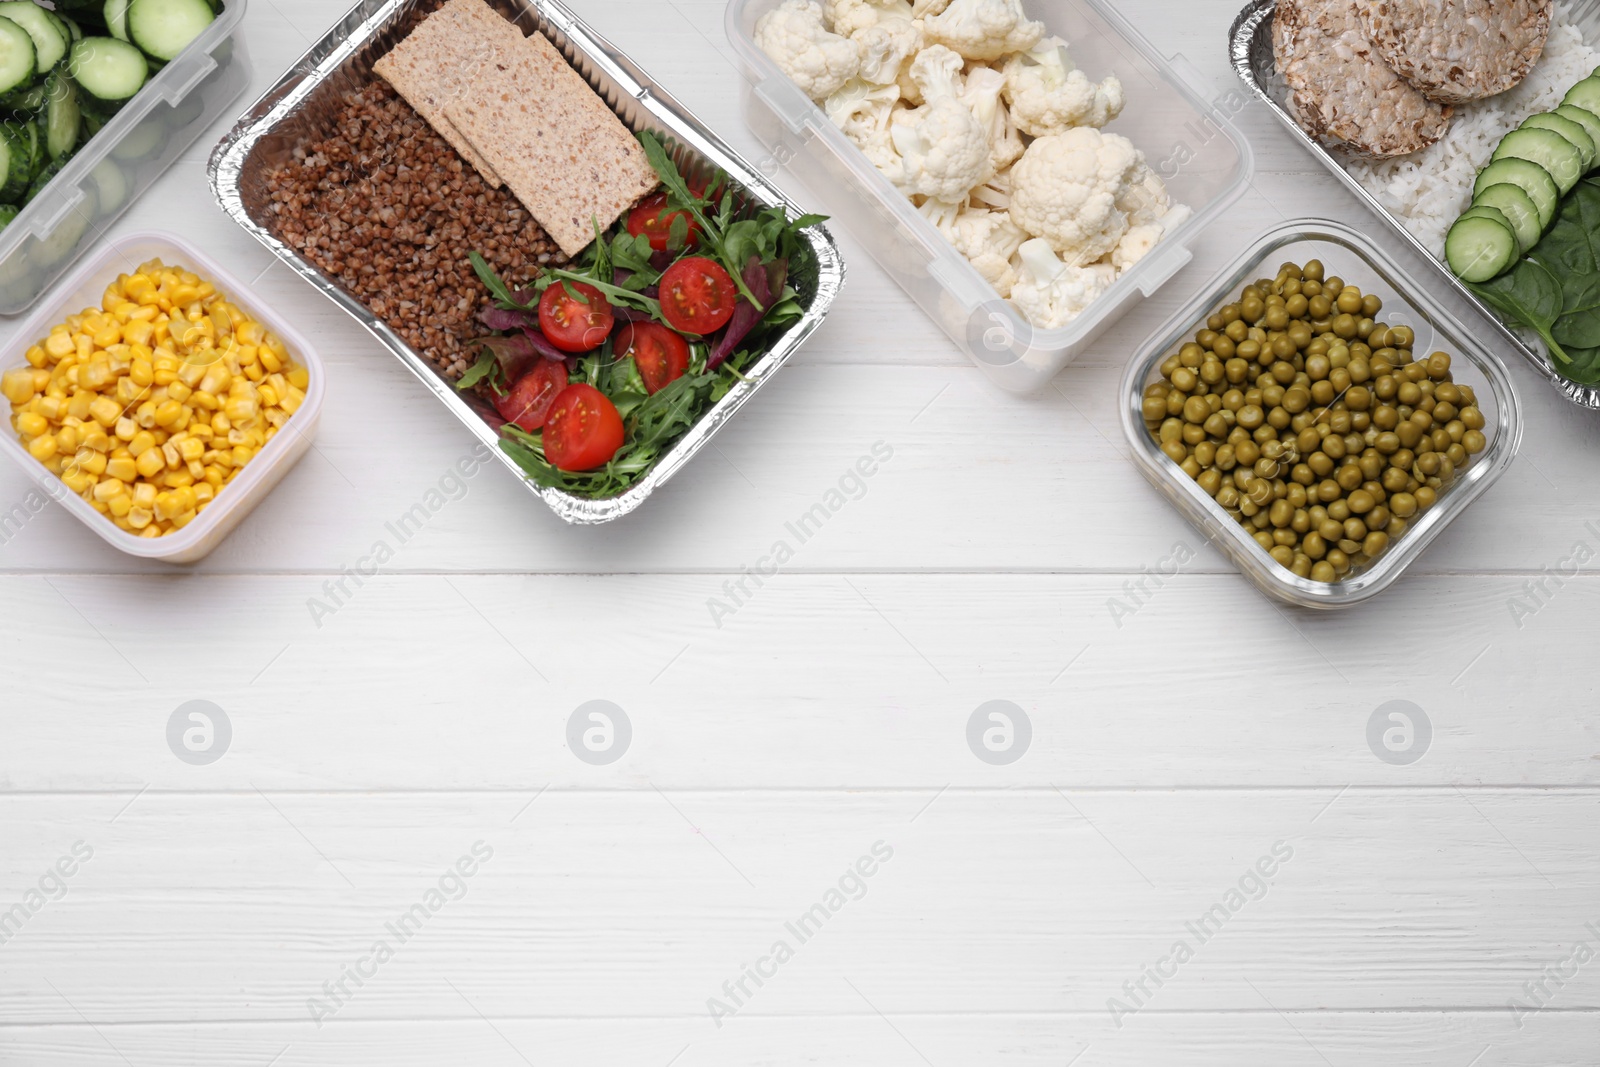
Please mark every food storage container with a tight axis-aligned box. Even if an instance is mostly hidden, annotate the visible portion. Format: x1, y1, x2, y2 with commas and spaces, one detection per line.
210, 0, 844, 525
726, 0, 1253, 394
0, 231, 325, 564
0, 1, 252, 315
1230, 0, 1600, 410
1119, 219, 1521, 608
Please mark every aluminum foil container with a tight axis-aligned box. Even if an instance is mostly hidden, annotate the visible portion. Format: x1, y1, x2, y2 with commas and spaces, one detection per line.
1229, 0, 1600, 410
208, 0, 844, 524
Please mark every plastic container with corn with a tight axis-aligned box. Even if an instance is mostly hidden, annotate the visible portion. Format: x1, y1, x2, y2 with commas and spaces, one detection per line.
2, 258, 310, 539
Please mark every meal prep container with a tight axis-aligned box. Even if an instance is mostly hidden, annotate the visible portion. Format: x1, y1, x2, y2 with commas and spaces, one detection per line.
1120, 219, 1521, 608
1230, 0, 1600, 410
0, 231, 325, 564
0, 2, 252, 316
209, 0, 845, 526
727, 0, 1253, 394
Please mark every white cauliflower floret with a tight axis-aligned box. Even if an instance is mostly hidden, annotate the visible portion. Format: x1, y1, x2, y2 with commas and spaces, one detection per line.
923, 0, 1044, 61
968, 168, 1012, 210
824, 0, 912, 36
1002, 37, 1124, 137
1009, 127, 1145, 265
1112, 223, 1163, 272
890, 45, 993, 201
911, 0, 952, 15
755, 0, 862, 102
956, 208, 1027, 296
1008, 238, 1116, 328
960, 66, 1024, 176
1117, 166, 1170, 227
826, 79, 907, 184
854, 14, 923, 84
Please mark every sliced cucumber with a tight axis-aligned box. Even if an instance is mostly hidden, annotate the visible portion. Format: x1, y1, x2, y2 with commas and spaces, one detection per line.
1553, 105, 1600, 155
1563, 76, 1600, 119
0, 78, 44, 114
105, 0, 130, 42
0, 120, 29, 202
11, 116, 39, 178
68, 37, 147, 103
0, 16, 33, 97
43, 72, 79, 160
1522, 112, 1597, 170
61, 18, 84, 45
1472, 183, 1542, 254
1473, 156, 1560, 229
0, 3, 67, 74
89, 158, 126, 213
1492, 126, 1586, 193
127, 0, 214, 62
23, 153, 64, 204
1447, 206, 1519, 283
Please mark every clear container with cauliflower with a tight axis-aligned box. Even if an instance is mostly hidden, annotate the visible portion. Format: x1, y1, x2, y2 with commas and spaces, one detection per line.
727, 0, 1252, 391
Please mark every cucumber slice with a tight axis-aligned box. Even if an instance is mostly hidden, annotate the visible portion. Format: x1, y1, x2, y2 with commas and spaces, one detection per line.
68, 37, 147, 103
105, 0, 130, 43
1473, 156, 1560, 229
89, 157, 125, 213
61, 18, 84, 45
0, 17, 33, 97
1563, 76, 1600, 119
23, 153, 64, 204
1522, 112, 1597, 170
43, 72, 79, 160
0, 120, 29, 201
1553, 105, 1600, 156
10, 116, 39, 177
1492, 126, 1586, 193
127, 0, 214, 62
0, 78, 44, 114
1447, 206, 1519, 283
0, 3, 68, 73
1472, 183, 1542, 254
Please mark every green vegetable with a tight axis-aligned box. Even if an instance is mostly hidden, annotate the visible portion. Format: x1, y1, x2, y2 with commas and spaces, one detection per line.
1470, 179, 1600, 383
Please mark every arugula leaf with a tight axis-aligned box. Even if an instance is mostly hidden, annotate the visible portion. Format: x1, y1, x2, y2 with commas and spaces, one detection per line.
470, 252, 524, 309
456, 350, 498, 391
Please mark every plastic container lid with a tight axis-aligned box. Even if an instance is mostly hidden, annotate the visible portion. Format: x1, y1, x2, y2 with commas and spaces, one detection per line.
726, 0, 1253, 393
1119, 218, 1522, 609
0, 231, 325, 564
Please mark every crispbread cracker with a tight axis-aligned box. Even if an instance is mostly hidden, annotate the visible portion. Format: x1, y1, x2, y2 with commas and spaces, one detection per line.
444, 27, 658, 257
373, 0, 526, 187
1275, 0, 1453, 158
1358, 0, 1552, 105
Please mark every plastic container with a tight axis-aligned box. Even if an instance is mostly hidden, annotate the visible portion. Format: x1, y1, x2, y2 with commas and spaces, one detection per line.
1119, 219, 1522, 609
0, 2, 252, 315
726, 0, 1253, 393
0, 231, 325, 564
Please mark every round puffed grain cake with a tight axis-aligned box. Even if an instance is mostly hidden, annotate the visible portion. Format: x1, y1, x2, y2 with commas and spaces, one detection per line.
1274, 0, 1454, 157
1358, 0, 1551, 105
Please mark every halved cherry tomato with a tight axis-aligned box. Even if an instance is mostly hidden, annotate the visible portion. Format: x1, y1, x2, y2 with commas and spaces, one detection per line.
658, 256, 737, 336
626, 191, 702, 252
543, 384, 625, 472
493, 359, 569, 433
617, 321, 691, 395
539, 281, 614, 353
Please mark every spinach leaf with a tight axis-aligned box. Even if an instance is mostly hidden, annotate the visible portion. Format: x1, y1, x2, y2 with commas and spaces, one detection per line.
1469, 257, 1571, 363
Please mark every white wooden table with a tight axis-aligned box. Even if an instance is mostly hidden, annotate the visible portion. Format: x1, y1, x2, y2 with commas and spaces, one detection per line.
2, 1, 1597, 1063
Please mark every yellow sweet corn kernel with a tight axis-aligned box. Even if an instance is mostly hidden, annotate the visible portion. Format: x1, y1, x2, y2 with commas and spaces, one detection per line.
15, 412, 47, 437
176, 436, 204, 462
259, 348, 282, 373
177, 362, 205, 388
286, 366, 309, 390
128, 506, 153, 530
153, 400, 183, 427
92, 477, 127, 503
115, 378, 144, 406
243, 362, 265, 383
224, 397, 257, 423
203, 466, 224, 487
1, 368, 36, 403
115, 417, 138, 442
132, 482, 156, 509
54, 426, 77, 453
257, 384, 278, 408
74, 450, 107, 477
189, 390, 218, 411
44, 333, 74, 358
129, 357, 154, 387
135, 447, 165, 478
89, 499, 110, 515
25, 344, 48, 368
210, 411, 230, 433
80, 426, 110, 452
193, 482, 215, 505
188, 424, 213, 442
199, 363, 230, 394
164, 468, 194, 488
161, 441, 181, 469
75, 335, 92, 361
134, 399, 158, 429
170, 508, 197, 529
186, 458, 205, 480
153, 491, 178, 520
65, 393, 92, 420
36, 396, 61, 420
127, 430, 156, 457
87, 396, 119, 427
108, 494, 133, 518
231, 445, 255, 467
92, 324, 122, 348
28, 435, 57, 461
279, 391, 302, 416
106, 456, 137, 482
60, 469, 94, 493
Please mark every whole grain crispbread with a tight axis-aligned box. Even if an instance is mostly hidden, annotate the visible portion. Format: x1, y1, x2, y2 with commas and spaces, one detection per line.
444, 26, 658, 257
372, 0, 526, 187
1274, 0, 1453, 158
1358, 0, 1552, 105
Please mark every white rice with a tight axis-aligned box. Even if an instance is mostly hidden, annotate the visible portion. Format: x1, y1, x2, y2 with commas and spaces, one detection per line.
1344, 3, 1600, 259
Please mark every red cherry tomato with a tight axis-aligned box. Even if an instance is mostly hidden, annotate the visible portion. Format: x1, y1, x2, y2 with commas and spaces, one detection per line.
492, 359, 569, 433
658, 256, 737, 336
543, 384, 625, 472
625, 191, 702, 252
539, 281, 614, 353
617, 321, 691, 395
